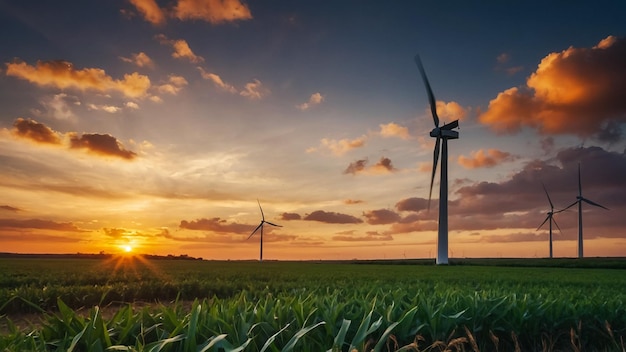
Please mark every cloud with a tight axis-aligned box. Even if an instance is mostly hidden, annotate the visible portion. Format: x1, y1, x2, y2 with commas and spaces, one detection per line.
156, 74, 188, 95
1, 205, 22, 212
344, 157, 396, 175
279, 212, 301, 221
127, 0, 166, 25
37, 93, 79, 121
309, 135, 367, 156
457, 149, 518, 169
174, 0, 253, 24
363, 209, 401, 225
120, 52, 155, 68
344, 199, 364, 205
495, 52, 523, 75
435, 101, 468, 121
179, 217, 255, 234
296, 92, 324, 110
125, 101, 140, 109
379, 122, 410, 139
12, 118, 62, 145
479, 36, 626, 139
332, 231, 393, 242
0, 218, 83, 232
395, 197, 429, 212
127, 0, 252, 25
69, 133, 138, 160
303, 210, 363, 224
5, 60, 151, 98
155, 34, 204, 63
239, 79, 268, 99
198, 68, 237, 93
343, 159, 367, 175
87, 103, 122, 113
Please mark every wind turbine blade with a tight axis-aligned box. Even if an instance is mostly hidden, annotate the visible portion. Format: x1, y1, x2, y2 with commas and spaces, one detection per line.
542, 182, 554, 210
428, 136, 441, 209
414, 55, 439, 127
558, 201, 578, 213
257, 199, 265, 221
441, 120, 459, 130
537, 215, 550, 231
581, 197, 609, 210
264, 221, 282, 227
552, 217, 563, 235
247, 223, 263, 240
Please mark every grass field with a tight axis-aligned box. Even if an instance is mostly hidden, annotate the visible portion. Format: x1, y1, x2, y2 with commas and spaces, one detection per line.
1, 256, 625, 351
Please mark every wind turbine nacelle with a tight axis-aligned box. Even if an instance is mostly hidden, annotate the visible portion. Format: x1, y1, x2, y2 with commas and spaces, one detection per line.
434, 130, 459, 139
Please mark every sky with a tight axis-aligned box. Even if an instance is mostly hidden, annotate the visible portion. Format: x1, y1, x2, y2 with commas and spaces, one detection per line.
1, 0, 625, 260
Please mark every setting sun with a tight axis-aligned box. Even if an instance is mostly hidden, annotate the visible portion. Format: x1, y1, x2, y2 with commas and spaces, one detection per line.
123, 245, 133, 253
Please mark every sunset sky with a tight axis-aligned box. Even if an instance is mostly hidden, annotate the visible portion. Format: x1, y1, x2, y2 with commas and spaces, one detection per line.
1, 0, 625, 260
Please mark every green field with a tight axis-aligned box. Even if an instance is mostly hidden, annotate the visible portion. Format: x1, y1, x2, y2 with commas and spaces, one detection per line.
1, 256, 625, 351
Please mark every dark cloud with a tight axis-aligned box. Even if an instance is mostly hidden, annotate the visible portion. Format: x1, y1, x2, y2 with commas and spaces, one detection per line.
479, 36, 626, 140
344, 159, 368, 175
0, 232, 79, 243
69, 133, 137, 160
279, 212, 301, 220
395, 197, 429, 212
363, 209, 401, 225
179, 217, 255, 234
12, 118, 62, 144
303, 210, 363, 224
1, 205, 21, 212
0, 218, 84, 232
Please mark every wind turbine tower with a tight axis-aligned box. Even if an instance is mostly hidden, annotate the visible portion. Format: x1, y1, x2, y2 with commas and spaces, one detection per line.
415, 55, 460, 265
537, 183, 562, 258
563, 164, 608, 258
247, 200, 282, 262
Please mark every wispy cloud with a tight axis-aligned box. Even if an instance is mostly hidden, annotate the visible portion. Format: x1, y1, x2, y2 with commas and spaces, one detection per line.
344, 157, 396, 175
308, 135, 367, 156
332, 231, 393, 242
296, 92, 324, 110
127, 0, 252, 25
198, 68, 237, 93
0, 218, 84, 232
5, 60, 151, 98
239, 79, 268, 100
179, 217, 255, 234
127, 0, 166, 25
156, 74, 188, 95
378, 122, 410, 139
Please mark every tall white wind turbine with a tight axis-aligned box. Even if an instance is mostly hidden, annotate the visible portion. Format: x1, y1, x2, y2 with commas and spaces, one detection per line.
247, 200, 282, 262
562, 164, 608, 258
537, 183, 563, 258
415, 55, 459, 265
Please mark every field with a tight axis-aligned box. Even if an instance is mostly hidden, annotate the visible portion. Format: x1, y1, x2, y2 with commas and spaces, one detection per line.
1, 256, 625, 351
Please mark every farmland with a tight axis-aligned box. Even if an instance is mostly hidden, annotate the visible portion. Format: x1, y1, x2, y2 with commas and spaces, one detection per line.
1, 256, 626, 351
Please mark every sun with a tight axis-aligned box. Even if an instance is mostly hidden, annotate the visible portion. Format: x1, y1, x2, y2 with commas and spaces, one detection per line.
123, 245, 133, 253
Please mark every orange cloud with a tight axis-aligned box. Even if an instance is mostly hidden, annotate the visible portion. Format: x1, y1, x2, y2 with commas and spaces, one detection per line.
155, 35, 204, 63
458, 149, 517, 169
12, 118, 62, 145
174, 0, 252, 24
344, 157, 396, 175
379, 122, 410, 139
69, 133, 137, 160
5, 60, 150, 98
332, 231, 393, 242
120, 52, 155, 68
157, 74, 188, 95
344, 199, 364, 205
435, 101, 467, 121
128, 0, 166, 25
309, 135, 367, 156
0, 218, 83, 232
479, 36, 626, 138
180, 217, 254, 234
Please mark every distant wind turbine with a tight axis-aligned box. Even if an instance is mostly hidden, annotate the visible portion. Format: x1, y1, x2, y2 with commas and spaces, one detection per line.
415, 55, 460, 265
247, 200, 282, 262
537, 183, 563, 259
562, 164, 608, 258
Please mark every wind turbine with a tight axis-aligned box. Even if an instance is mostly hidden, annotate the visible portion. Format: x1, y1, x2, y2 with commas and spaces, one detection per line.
247, 200, 282, 262
415, 55, 459, 265
537, 183, 563, 259
562, 163, 608, 258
